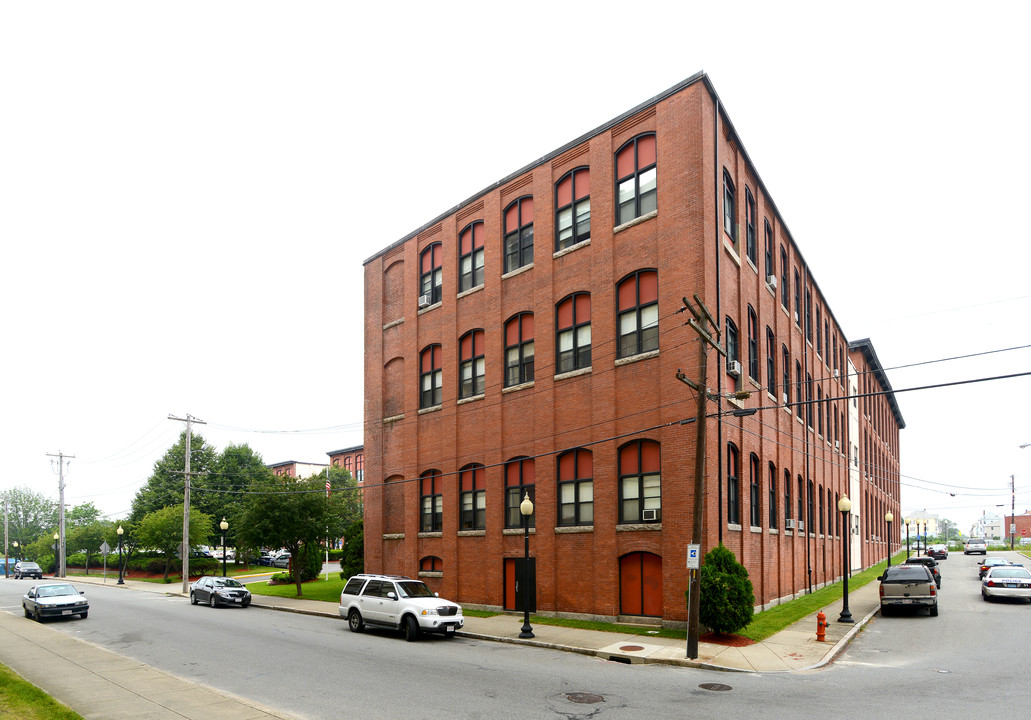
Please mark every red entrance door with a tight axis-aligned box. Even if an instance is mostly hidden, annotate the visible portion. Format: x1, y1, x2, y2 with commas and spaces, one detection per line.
619, 552, 662, 617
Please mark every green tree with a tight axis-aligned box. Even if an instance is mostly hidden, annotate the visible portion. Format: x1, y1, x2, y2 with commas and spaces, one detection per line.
67, 521, 111, 575
2, 486, 58, 551
130, 431, 218, 524
339, 519, 364, 579
238, 476, 351, 597
66, 502, 103, 527
135, 505, 213, 581
203, 443, 274, 554
697, 543, 755, 635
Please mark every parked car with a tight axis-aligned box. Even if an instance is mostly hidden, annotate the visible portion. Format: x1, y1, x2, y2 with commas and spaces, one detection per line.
978, 556, 1011, 579
339, 573, 464, 641
879, 565, 938, 616
22, 582, 88, 621
903, 556, 941, 588
981, 565, 1031, 603
964, 538, 988, 555
255, 551, 275, 566
13, 561, 43, 580
272, 552, 292, 568
189, 576, 252, 608
928, 544, 948, 560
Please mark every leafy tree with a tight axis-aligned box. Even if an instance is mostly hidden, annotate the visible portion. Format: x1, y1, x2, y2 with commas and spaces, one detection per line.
237, 475, 351, 597
697, 543, 755, 635
130, 431, 218, 524
67, 521, 111, 575
2, 487, 58, 550
339, 519, 364, 579
135, 505, 213, 581
66, 502, 103, 527
202, 443, 274, 553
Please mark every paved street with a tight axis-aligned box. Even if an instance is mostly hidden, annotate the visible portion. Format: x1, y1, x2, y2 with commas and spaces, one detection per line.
1, 553, 1028, 719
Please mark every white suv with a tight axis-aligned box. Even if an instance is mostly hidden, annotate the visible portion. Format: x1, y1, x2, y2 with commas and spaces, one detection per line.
964, 538, 988, 555
339, 574, 464, 641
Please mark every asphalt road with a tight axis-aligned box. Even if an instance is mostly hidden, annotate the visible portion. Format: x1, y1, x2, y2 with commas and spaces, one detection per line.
1, 553, 1028, 719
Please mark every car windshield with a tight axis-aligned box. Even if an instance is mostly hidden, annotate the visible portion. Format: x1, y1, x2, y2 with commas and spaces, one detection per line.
989, 567, 1030, 579
19, 563, 40, 569
884, 567, 930, 582
396, 581, 435, 598
213, 578, 244, 588
36, 584, 77, 598
983, 558, 1006, 566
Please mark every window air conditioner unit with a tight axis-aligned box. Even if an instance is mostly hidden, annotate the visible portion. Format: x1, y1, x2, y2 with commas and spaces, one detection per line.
833, 369, 840, 378
794, 311, 800, 324
796, 520, 805, 532
642, 509, 658, 521
781, 392, 789, 404
834, 440, 840, 451
418, 294, 432, 308
767, 275, 777, 289
726, 360, 742, 377
785, 518, 796, 530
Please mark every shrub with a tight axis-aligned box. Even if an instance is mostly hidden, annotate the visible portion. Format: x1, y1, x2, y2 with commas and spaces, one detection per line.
339, 520, 364, 579
696, 543, 755, 635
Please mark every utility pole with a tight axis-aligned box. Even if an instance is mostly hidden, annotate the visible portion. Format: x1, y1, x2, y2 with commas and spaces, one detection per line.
4, 494, 9, 579
47, 451, 74, 577
1011, 474, 1016, 551
677, 294, 723, 660
169, 414, 205, 594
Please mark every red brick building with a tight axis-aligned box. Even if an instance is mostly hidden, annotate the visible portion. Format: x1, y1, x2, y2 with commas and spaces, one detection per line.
327, 445, 364, 485
361, 73, 903, 625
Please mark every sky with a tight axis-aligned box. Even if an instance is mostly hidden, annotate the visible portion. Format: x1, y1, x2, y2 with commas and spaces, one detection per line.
2, 1, 1030, 538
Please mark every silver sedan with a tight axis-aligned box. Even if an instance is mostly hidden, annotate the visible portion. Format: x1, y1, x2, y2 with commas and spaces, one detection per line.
22, 582, 89, 621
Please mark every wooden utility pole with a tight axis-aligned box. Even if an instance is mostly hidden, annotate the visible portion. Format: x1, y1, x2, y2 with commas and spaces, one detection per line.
678, 295, 723, 659
47, 451, 75, 577
169, 414, 205, 594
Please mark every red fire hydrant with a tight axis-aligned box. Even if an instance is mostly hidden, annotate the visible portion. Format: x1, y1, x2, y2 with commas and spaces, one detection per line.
816, 610, 827, 642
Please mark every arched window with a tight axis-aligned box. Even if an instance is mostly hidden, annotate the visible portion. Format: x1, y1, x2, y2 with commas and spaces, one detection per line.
615, 133, 657, 225
619, 439, 661, 523
419, 345, 442, 409
458, 221, 485, 292
504, 313, 534, 387
727, 443, 740, 525
555, 167, 591, 250
745, 187, 756, 264
504, 457, 535, 529
458, 329, 485, 399
557, 448, 593, 526
722, 170, 736, 243
750, 453, 761, 527
504, 196, 534, 273
459, 464, 485, 530
419, 242, 442, 306
768, 461, 778, 530
556, 293, 591, 373
420, 470, 442, 532
747, 306, 759, 382
617, 270, 658, 358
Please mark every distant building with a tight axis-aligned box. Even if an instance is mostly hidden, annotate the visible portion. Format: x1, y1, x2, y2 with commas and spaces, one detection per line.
1004, 510, 1031, 544
327, 445, 364, 484
970, 511, 1002, 540
267, 460, 328, 479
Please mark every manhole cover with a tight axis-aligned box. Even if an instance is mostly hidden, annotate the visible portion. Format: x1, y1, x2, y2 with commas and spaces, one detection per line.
567, 693, 605, 704
619, 645, 645, 652
699, 683, 733, 692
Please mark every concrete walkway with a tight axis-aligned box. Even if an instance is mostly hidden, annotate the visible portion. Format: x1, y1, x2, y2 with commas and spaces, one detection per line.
0, 573, 881, 718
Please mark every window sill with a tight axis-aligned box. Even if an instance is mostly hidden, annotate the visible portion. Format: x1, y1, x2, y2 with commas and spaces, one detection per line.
554, 366, 592, 381
745, 256, 758, 275
417, 301, 442, 316
616, 523, 662, 532
457, 393, 485, 406
723, 238, 741, 267
727, 523, 743, 532
382, 317, 404, 331
457, 530, 486, 537
726, 395, 744, 410
419, 571, 444, 578
502, 527, 536, 536
615, 349, 659, 367
418, 532, 443, 539
554, 238, 591, 259
555, 526, 594, 534
456, 284, 484, 301
502, 263, 534, 281
382, 533, 405, 540
750, 525, 762, 534
383, 414, 405, 424
613, 209, 657, 234
502, 380, 534, 394
418, 405, 442, 415
769, 528, 779, 535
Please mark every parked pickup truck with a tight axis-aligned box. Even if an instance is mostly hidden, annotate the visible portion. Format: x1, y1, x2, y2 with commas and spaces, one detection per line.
879, 565, 938, 616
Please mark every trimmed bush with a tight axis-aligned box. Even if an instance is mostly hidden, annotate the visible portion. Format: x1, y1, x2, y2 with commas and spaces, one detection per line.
696, 543, 755, 635
339, 520, 364, 579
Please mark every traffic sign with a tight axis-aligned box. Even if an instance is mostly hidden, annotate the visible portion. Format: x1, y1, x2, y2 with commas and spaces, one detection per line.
100, 541, 111, 556
687, 544, 700, 569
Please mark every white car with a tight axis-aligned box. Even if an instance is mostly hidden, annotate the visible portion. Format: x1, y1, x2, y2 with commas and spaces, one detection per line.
22, 582, 89, 622
339, 574, 463, 641
982, 565, 1031, 603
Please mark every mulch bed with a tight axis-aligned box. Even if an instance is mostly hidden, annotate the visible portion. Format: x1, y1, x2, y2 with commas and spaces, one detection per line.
699, 632, 754, 647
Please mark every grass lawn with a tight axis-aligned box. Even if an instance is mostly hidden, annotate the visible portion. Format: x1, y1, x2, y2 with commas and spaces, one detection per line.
248, 574, 346, 603
0, 663, 84, 720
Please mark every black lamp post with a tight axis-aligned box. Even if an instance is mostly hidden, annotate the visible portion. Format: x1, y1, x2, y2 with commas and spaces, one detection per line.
116, 525, 125, 585
12, 541, 18, 561
519, 492, 534, 639
904, 517, 910, 557
53, 533, 59, 577
885, 511, 894, 567
837, 496, 853, 623
220, 517, 229, 577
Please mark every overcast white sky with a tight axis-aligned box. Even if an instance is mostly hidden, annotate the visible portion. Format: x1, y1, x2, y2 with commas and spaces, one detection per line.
2, 1, 1029, 537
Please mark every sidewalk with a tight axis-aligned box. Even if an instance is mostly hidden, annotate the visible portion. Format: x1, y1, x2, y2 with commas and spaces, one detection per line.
0, 574, 881, 719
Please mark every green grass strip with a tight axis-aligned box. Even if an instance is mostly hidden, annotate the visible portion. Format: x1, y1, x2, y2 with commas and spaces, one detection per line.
0, 662, 84, 720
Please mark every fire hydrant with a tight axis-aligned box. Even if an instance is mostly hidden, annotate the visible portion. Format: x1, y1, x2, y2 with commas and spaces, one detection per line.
816, 610, 827, 642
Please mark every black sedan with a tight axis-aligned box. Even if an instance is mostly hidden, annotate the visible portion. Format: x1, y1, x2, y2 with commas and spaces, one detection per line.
22, 582, 88, 621
13, 561, 43, 579
189, 576, 252, 608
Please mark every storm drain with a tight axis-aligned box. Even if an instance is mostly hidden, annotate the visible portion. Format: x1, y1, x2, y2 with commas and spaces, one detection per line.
699, 682, 733, 692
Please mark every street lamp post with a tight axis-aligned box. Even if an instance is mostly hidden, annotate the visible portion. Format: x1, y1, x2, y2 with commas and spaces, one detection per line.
116, 526, 124, 585
519, 492, 534, 639
838, 496, 853, 623
220, 517, 229, 577
904, 517, 910, 557
53, 533, 59, 577
12, 541, 18, 561
885, 511, 894, 567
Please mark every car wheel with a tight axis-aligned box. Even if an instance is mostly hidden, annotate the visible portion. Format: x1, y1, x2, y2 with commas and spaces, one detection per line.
34, 607, 42, 623
982, 590, 990, 601
242, 599, 250, 608
79, 611, 87, 619
209, 595, 217, 608
23, 604, 31, 619
879, 604, 891, 616
347, 609, 364, 633
402, 615, 419, 642
190, 592, 198, 605
929, 603, 939, 617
